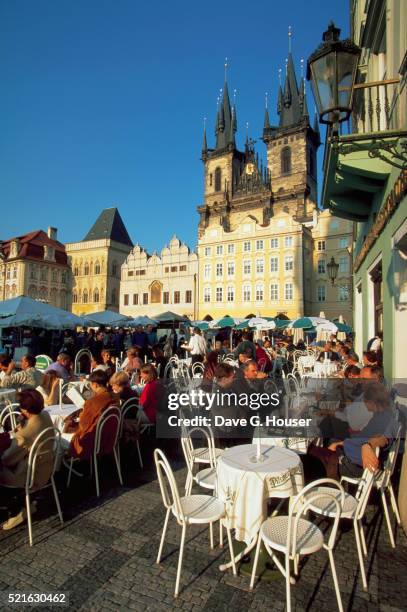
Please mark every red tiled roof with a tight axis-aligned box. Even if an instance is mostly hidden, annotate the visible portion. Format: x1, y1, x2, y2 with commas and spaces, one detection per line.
0, 230, 68, 266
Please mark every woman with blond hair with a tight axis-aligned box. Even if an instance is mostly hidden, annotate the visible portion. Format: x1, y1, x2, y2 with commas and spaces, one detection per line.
109, 371, 138, 403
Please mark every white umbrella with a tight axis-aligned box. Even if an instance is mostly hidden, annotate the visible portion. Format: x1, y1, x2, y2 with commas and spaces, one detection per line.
248, 317, 277, 331
293, 327, 304, 344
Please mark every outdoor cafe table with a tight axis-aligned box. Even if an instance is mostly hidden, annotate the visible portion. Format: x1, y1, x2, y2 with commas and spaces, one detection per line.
313, 361, 339, 377
0, 388, 16, 406
216, 443, 303, 570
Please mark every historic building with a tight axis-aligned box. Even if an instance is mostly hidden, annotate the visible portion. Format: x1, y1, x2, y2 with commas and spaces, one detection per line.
0, 227, 71, 309
120, 236, 198, 319
66, 208, 133, 315
197, 52, 353, 322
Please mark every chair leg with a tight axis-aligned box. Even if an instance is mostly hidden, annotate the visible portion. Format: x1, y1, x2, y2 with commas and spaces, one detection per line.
226, 526, 236, 576
174, 524, 186, 598
51, 477, 63, 524
293, 554, 299, 576
359, 522, 367, 557
381, 490, 396, 548
354, 519, 368, 591
136, 440, 143, 468
328, 549, 344, 612
156, 508, 170, 564
26, 494, 33, 547
285, 553, 292, 612
185, 471, 192, 495
94, 456, 100, 498
209, 522, 214, 549
67, 458, 73, 487
219, 521, 223, 548
249, 535, 262, 590
113, 447, 123, 485
389, 483, 401, 525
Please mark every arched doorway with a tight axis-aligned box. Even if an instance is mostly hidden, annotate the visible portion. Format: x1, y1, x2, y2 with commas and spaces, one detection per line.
150, 280, 162, 304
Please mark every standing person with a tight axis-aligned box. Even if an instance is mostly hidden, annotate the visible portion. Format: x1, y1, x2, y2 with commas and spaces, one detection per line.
145, 325, 158, 350
132, 325, 148, 359
151, 345, 167, 378
113, 328, 125, 357
182, 328, 207, 365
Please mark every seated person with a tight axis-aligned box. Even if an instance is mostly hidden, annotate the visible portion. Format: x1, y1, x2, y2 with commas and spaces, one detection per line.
90, 355, 106, 373
0, 354, 43, 390
243, 360, 268, 381
309, 382, 397, 479
234, 332, 256, 360
211, 363, 252, 446
121, 347, 143, 379
100, 349, 116, 378
45, 352, 73, 383
201, 350, 220, 391
65, 370, 115, 460
362, 350, 380, 368
0, 389, 54, 530
36, 370, 61, 406
255, 341, 272, 372
109, 371, 138, 403
151, 345, 167, 378
317, 341, 340, 362
139, 364, 159, 424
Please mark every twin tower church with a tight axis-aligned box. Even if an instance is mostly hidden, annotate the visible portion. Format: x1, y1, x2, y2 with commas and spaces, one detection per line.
67, 51, 353, 324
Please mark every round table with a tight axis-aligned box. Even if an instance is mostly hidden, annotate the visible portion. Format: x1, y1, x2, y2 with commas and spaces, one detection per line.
216, 443, 303, 570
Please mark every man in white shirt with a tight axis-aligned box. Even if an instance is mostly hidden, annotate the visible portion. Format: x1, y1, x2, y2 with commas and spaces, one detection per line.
182, 328, 207, 365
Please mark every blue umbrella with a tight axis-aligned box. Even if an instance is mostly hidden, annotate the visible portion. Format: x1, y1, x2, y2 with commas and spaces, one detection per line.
0, 296, 83, 329
81, 310, 131, 327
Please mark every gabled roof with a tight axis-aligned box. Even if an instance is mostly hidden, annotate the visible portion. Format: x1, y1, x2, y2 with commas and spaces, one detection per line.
0, 230, 68, 265
83, 208, 132, 246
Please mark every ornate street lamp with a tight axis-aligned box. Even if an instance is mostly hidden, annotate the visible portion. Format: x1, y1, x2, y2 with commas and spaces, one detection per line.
327, 256, 340, 285
306, 22, 360, 126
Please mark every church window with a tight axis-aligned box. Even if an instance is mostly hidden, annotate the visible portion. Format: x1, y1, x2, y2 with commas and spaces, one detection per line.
204, 264, 211, 279
95, 261, 101, 275
124, 294, 129, 306
318, 259, 326, 274
281, 147, 292, 175
128, 270, 134, 277
185, 290, 192, 303
214, 167, 222, 192
171, 266, 178, 272
84, 262, 90, 275
317, 240, 326, 251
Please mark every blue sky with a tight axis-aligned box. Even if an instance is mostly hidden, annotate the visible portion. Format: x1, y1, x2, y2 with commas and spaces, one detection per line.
0, 0, 348, 253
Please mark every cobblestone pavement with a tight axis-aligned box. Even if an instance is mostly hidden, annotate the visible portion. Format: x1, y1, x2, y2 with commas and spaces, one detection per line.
0, 441, 406, 612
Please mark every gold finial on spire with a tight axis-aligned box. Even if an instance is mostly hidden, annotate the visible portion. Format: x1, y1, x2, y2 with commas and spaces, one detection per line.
288, 25, 292, 53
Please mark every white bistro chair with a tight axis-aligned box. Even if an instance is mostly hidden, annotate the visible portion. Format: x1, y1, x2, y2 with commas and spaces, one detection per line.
250, 478, 345, 612
120, 397, 143, 468
181, 426, 217, 495
154, 448, 236, 597
0, 403, 21, 432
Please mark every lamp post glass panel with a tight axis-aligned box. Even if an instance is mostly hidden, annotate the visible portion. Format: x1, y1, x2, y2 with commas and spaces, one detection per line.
307, 22, 361, 125
327, 256, 339, 286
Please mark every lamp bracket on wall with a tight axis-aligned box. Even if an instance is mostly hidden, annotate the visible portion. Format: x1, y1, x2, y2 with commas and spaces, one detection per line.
332, 136, 407, 170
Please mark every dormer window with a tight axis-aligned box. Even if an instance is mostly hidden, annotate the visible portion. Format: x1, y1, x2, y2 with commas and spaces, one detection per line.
43, 245, 55, 261
9, 240, 20, 259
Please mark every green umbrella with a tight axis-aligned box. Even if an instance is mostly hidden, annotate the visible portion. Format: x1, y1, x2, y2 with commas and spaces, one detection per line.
209, 316, 246, 329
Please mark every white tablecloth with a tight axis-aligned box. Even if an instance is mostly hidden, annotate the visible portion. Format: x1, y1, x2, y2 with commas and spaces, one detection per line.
44, 404, 80, 432
217, 444, 303, 544
313, 361, 339, 377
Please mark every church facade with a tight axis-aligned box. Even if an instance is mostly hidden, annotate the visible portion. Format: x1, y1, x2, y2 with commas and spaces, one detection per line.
197, 53, 353, 323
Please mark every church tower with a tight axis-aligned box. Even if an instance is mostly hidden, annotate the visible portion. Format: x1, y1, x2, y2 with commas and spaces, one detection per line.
263, 54, 320, 221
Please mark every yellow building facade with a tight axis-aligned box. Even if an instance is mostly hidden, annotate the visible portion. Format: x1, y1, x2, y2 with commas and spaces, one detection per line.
197, 53, 353, 323
66, 208, 132, 315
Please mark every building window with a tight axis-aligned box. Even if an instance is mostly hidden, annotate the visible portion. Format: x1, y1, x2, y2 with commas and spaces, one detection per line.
6, 268, 10, 280
112, 262, 118, 276
179, 265, 187, 272
13, 266, 17, 279
339, 285, 349, 302
133, 294, 138, 305
163, 291, 169, 304
255, 284, 264, 301
227, 261, 235, 276
256, 239, 264, 251
128, 270, 134, 277
73, 292, 78, 304
317, 240, 326, 251
204, 247, 211, 257
216, 263, 223, 277
204, 287, 211, 303
318, 259, 326, 274
270, 238, 279, 249
270, 257, 278, 273
284, 236, 293, 248
111, 289, 117, 305
143, 292, 148, 305
209, 173, 213, 186
215, 167, 222, 192
243, 285, 251, 302
185, 290, 192, 303
171, 266, 178, 272
270, 283, 279, 301
339, 237, 348, 249
243, 241, 251, 252
256, 258, 264, 274
339, 256, 348, 273
174, 291, 180, 304
61, 272, 66, 284
227, 286, 234, 302
216, 245, 223, 255
52, 270, 58, 282
243, 260, 251, 275
285, 283, 293, 300
150, 281, 162, 303
204, 264, 211, 279
93, 289, 99, 303
164, 266, 169, 273
284, 256, 294, 271
139, 269, 146, 276
95, 261, 101, 274
83, 289, 88, 304
40, 267, 48, 281
73, 265, 79, 277
228, 244, 235, 254
216, 287, 223, 302
84, 262, 89, 275
317, 285, 326, 302
281, 146, 291, 175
